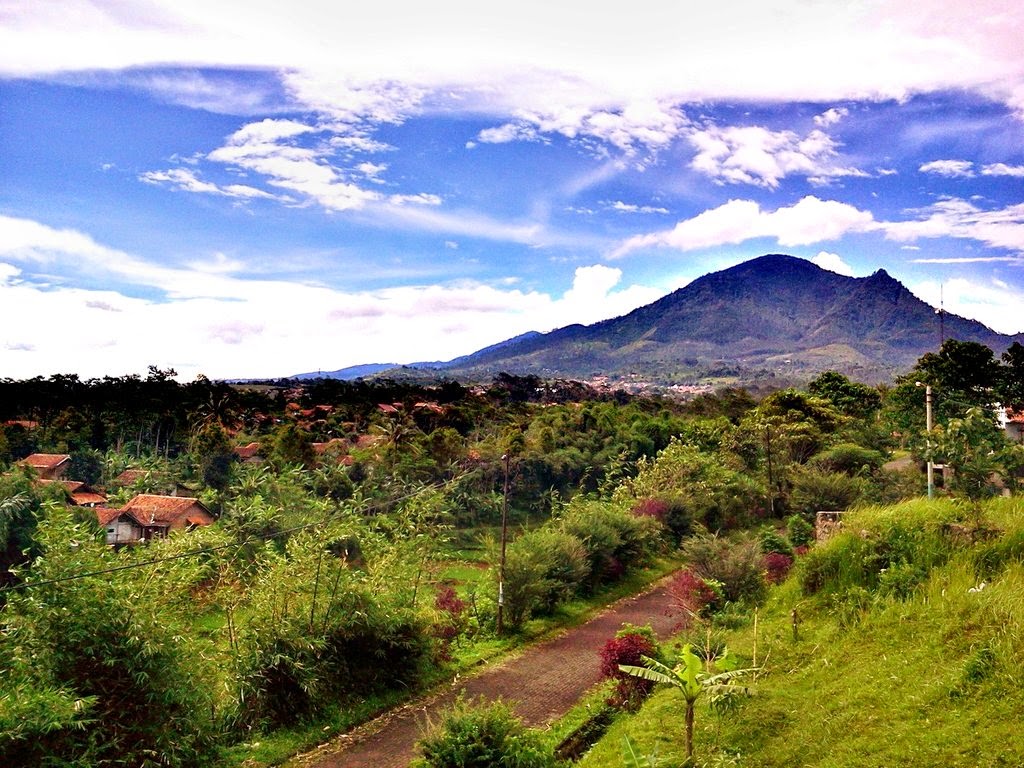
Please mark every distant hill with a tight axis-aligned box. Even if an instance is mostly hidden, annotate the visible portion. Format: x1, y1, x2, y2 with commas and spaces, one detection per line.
291, 363, 400, 381
427, 254, 1024, 384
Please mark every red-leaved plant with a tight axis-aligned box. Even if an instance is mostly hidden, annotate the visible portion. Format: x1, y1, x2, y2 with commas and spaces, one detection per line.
433, 586, 467, 662
599, 629, 658, 709
669, 568, 720, 620
763, 552, 794, 584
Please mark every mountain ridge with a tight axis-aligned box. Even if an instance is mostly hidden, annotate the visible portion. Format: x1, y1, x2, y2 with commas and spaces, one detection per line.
296, 255, 1024, 385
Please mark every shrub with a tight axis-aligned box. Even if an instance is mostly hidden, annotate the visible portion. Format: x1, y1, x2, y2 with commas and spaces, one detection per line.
758, 526, 793, 556
809, 443, 885, 476
526, 528, 591, 613
786, 514, 815, 548
413, 697, 559, 768
561, 501, 662, 591
668, 568, 722, 618
599, 624, 659, 710
498, 545, 547, 631
788, 468, 865, 519
763, 552, 794, 584
682, 532, 767, 605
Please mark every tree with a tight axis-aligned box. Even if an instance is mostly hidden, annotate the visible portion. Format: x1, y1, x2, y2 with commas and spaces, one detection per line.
933, 407, 1009, 512
998, 342, 1024, 411
807, 371, 882, 419
619, 644, 755, 763
191, 423, 235, 491
913, 339, 1000, 413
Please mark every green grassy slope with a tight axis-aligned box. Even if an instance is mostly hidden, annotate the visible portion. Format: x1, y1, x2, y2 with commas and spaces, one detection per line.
580, 498, 1024, 768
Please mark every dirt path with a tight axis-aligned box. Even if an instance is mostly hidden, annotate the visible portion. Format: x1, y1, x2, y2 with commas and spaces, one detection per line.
290, 573, 681, 768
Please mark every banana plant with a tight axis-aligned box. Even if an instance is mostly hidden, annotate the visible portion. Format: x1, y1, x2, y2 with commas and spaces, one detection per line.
619, 644, 756, 763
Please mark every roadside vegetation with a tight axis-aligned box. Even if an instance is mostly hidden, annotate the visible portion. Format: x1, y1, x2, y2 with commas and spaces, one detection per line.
1, 339, 1022, 766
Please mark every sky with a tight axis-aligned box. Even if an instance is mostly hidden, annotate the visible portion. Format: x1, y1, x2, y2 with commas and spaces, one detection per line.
1, 1, 1023, 381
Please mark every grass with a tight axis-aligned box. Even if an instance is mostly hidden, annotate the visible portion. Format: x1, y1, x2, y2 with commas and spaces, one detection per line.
579, 497, 1024, 768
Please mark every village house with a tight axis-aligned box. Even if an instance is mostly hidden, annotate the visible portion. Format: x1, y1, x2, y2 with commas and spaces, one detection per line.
37, 479, 107, 508
97, 494, 214, 546
1000, 407, 1024, 442
19, 453, 72, 480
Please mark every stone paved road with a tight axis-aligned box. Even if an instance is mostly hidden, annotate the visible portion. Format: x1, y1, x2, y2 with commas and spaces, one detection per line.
290, 573, 681, 768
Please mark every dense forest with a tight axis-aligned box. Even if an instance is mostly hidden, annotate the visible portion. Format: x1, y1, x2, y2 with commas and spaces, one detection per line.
1, 340, 1023, 766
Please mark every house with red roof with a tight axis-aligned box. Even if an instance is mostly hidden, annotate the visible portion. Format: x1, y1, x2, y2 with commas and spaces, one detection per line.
97, 494, 214, 546
38, 479, 107, 508
19, 453, 71, 480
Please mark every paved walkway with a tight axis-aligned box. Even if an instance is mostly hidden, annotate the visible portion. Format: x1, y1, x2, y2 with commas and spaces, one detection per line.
290, 574, 681, 768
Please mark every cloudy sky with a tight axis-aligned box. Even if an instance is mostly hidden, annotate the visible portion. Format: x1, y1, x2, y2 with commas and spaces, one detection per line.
2, 1, 1023, 380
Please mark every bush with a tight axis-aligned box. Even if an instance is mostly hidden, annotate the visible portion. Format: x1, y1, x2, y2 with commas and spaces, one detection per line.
413, 697, 560, 768
682, 532, 767, 605
498, 545, 547, 631
598, 624, 659, 709
3, 507, 215, 766
809, 443, 885, 476
758, 526, 793, 556
668, 568, 722, 618
763, 551, 794, 584
522, 528, 591, 613
561, 501, 662, 591
788, 468, 865, 519
786, 514, 815, 548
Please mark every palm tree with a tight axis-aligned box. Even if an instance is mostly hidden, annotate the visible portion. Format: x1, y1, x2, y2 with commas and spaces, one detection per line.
619, 644, 755, 763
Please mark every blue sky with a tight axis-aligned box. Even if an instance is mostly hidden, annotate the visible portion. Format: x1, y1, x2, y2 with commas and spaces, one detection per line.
1, 1, 1023, 380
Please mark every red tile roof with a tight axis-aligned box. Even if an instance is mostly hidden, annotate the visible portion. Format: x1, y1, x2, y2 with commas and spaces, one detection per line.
21, 453, 71, 470
96, 507, 123, 527
114, 469, 149, 485
120, 495, 212, 527
234, 442, 262, 459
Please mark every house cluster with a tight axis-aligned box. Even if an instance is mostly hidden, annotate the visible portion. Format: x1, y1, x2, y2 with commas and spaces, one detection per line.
17, 453, 214, 547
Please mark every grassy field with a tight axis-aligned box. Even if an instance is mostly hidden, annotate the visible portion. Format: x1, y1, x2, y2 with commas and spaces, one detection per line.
578, 497, 1024, 768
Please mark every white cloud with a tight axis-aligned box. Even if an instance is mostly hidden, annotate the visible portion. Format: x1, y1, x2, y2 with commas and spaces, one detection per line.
813, 107, 848, 127
474, 122, 541, 144
880, 199, 1024, 252
3, 1, 1023, 155
910, 277, 1024, 335
139, 167, 277, 199
607, 201, 669, 215
0, 215, 665, 379
811, 251, 856, 276
688, 123, 867, 188
982, 163, 1024, 177
613, 196, 876, 256
919, 159, 976, 177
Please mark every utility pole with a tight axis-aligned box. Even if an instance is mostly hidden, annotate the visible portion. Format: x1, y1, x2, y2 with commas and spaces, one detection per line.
918, 382, 935, 499
496, 452, 511, 636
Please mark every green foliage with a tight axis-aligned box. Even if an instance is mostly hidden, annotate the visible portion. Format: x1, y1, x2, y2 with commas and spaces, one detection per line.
787, 467, 866, 519
798, 500, 958, 597
933, 407, 1010, 508
807, 371, 882, 419
560, 500, 663, 590
809, 442, 884, 477
785, 514, 814, 548
413, 697, 561, 768
618, 645, 755, 762
617, 439, 767, 531
232, 528, 430, 728
682, 532, 767, 605
2, 506, 216, 766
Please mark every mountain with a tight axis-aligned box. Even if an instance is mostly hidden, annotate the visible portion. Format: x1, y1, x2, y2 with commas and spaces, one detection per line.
430, 254, 1024, 384
291, 363, 400, 381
